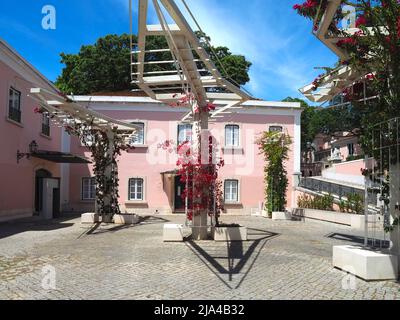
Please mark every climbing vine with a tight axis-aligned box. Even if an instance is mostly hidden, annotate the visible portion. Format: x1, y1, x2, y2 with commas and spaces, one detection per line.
257, 131, 292, 215
64, 123, 135, 222
159, 131, 225, 226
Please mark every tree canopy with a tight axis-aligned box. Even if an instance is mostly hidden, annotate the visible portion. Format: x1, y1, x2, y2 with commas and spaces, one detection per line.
56, 33, 252, 95
283, 97, 362, 151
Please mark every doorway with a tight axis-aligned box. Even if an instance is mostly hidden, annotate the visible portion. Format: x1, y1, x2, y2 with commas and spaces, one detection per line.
35, 169, 52, 215
174, 175, 186, 213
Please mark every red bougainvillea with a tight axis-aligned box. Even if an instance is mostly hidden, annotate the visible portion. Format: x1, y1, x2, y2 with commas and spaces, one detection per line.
159, 133, 225, 225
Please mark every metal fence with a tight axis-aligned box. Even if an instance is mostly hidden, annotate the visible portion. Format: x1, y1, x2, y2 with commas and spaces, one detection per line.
299, 177, 377, 205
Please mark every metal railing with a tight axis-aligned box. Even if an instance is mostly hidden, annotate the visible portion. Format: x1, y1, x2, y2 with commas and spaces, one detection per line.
299, 177, 377, 205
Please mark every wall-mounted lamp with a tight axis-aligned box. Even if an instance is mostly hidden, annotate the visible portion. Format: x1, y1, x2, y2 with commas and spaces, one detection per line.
17, 140, 38, 164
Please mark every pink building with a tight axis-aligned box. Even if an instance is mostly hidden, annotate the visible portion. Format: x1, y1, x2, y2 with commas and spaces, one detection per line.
0, 38, 302, 222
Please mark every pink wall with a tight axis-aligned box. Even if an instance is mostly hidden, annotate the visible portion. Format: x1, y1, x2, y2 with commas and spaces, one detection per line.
0, 61, 62, 219
67, 107, 298, 215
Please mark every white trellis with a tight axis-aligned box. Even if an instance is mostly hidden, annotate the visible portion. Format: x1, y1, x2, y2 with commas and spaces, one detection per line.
29, 87, 141, 223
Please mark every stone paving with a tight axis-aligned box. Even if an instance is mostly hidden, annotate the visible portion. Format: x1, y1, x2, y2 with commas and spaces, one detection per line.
0, 214, 399, 300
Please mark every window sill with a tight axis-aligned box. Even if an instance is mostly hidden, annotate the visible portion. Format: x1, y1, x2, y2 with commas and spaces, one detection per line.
222, 146, 244, 153
6, 117, 23, 128
125, 201, 148, 205
40, 133, 51, 140
131, 144, 148, 149
224, 202, 242, 206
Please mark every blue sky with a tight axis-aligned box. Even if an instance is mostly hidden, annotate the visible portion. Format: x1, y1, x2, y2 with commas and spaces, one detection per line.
0, 0, 338, 102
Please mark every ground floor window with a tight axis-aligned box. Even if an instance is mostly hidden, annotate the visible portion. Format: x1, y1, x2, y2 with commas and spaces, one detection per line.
129, 178, 144, 201
224, 179, 239, 203
82, 177, 96, 200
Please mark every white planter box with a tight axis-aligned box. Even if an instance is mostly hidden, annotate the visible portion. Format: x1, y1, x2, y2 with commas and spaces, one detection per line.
163, 224, 184, 242
351, 215, 381, 230
293, 209, 352, 225
261, 210, 269, 218
213, 226, 247, 242
113, 214, 140, 225
272, 211, 292, 221
333, 245, 398, 281
81, 213, 99, 224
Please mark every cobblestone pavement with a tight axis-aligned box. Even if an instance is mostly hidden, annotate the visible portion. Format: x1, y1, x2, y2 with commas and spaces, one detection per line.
0, 214, 399, 300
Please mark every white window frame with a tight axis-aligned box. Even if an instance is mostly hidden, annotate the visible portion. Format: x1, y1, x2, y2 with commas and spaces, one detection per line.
225, 124, 240, 147
128, 177, 145, 201
41, 113, 51, 137
130, 121, 146, 146
81, 177, 96, 201
8, 87, 22, 123
224, 179, 240, 203
177, 123, 193, 144
269, 125, 283, 133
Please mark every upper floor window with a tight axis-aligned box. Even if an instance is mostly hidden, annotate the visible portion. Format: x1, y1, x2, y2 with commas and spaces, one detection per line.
41, 114, 50, 136
82, 177, 96, 200
224, 179, 239, 203
131, 122, 145, 145
225, 124, 240, 147
8, 87, 21, 123
269, 126, 283, 133
129, 178, 144, 201
178, 124, 193, 144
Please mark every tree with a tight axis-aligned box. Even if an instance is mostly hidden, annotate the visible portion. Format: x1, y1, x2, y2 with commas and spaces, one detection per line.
283, 97, 361, 153
56, 33, 252, 95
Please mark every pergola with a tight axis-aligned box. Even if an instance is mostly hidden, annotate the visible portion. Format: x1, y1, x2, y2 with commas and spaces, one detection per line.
29, 87, 140, 222
131, 0, 252, 239
299, 0, 371, 103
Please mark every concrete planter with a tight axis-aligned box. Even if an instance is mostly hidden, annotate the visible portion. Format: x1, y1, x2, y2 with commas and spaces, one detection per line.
350, 214, 382, 230
293, 209, 352, 225
163, 224, 184, 242
113, 214, 140, 225
213, 226, 247, 242
261, 210, 270, 218
81, 213, 99, 224
333, 245, 398, 281
272, 211, 292, 221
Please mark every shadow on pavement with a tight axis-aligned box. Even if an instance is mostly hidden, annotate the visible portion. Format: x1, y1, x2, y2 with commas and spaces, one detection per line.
79, 215, 171, 238
326, 232, 390, 248
185, 227, 280, 289
0, 214, 78, 240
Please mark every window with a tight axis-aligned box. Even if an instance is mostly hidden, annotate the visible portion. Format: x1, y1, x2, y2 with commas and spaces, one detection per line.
269, 126, 283, 133
348, 143, 355, 156
8, 87, 21, 123
41, 114, 50, 136
129, 178, 144, 201
225, 125, 240, 147
82, 178, 96, 200
131, 122, 145, 145
224, 179, 239, 203
177, 124, 193, 144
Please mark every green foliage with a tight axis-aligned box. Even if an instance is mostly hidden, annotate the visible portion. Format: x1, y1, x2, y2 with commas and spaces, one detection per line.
56, 32, 252, 95
346, 154, 364, 162
297, 193, 334, 211
56, 34, 132, 95
283, 97, 362, 152
257, 131, 292, 213
338, 193, 364, 215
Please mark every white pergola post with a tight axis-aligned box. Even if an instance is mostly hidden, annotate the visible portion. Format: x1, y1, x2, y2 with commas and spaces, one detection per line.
191, 109, 209, 240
